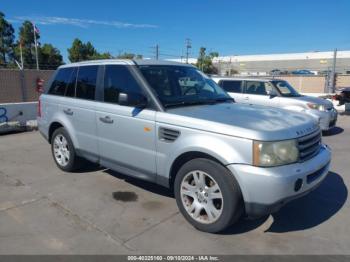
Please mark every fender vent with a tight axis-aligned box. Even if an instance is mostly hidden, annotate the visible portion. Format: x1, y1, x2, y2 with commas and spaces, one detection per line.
159, 127, 180, 142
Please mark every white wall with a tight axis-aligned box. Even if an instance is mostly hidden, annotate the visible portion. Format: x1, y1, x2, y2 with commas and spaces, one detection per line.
0, 102, 38, 126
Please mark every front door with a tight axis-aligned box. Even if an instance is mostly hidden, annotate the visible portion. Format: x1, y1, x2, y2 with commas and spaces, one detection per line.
243, 80, 280, 107
95, 65, 157, 180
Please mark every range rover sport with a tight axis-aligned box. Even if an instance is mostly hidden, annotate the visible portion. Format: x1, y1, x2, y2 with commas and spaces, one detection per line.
38, 60, 331, 233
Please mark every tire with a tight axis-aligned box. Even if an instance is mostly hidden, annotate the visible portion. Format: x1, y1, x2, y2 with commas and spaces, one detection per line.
51, 127, 82, 172
174, 158, 243, 233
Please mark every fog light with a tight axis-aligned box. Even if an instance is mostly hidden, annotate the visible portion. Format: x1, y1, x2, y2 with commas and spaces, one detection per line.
294, 179, 303, 192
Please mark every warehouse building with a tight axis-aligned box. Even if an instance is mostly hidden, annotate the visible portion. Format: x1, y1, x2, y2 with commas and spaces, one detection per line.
214, 50, 350, 76
171, 50, 350, 76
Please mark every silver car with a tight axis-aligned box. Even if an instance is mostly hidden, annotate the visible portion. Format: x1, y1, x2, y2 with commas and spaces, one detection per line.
212, 77, 338, 132
38, 60, 331, 233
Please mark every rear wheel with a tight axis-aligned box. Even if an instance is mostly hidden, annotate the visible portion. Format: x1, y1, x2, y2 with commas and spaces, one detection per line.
51, 127, 81, 172
174, 158, 243, 233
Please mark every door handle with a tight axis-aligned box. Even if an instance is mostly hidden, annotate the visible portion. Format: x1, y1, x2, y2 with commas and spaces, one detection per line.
63, 109, 73, 115
99, 116, 114, 124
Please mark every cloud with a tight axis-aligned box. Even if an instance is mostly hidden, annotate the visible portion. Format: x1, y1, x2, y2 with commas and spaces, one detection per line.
11, 16, 158, 29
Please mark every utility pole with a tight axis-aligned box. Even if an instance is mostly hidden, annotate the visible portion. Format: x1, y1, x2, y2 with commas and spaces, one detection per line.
185, 38, 191, 64
151, 44, 159, 60
155, 44, 159, 60
330, 48, 337, 93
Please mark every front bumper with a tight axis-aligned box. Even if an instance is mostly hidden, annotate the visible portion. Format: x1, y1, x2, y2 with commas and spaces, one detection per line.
307, 109, 338, 131
227, 144, 331, 218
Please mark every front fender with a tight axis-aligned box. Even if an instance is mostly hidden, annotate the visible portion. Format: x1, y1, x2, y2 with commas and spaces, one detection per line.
157, 132, 252, 182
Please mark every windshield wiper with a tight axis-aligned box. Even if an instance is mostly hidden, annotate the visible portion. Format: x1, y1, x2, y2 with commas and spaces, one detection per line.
213, 97, 234, 103
164, 100, 209, 108
164, 97, 234, 108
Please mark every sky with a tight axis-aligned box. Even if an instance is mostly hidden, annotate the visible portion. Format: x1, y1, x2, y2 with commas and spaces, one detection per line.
2, 0, 350, 62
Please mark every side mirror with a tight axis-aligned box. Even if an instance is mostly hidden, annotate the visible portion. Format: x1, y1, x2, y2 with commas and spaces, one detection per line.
267, 89, 278, 98
118, 93, 148, 108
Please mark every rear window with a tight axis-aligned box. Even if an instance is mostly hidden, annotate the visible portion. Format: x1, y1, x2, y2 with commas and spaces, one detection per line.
76, 66, 98, 100
48, 68, 75, 96
220, 80, 243, 93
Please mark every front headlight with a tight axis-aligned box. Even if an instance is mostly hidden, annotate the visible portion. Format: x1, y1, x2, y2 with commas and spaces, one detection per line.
307, 103, 326, 111
253, 139, 299, 167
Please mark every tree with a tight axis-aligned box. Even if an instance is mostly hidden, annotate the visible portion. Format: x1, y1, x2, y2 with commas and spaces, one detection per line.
90, 52, 113, 60
68, 39, 113, 62
67, 38, 86, 62
0, 11, 15, 65
39, 43, 63, 69
84, 41, 97, 58
17, 20, 39, 68
196, 47, 219, 74
117, 52, 143, 59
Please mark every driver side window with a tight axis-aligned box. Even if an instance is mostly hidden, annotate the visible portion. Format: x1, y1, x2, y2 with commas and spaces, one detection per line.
103, 65, 145, 105
245, 81, 274, 96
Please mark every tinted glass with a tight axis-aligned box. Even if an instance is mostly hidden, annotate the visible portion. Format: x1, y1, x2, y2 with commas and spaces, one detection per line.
48, 68, 74, 96
245, 81, 274, 95
272, 80, 301, 97
103, 65, 144, 105
65, 67, 77, 97
220, 80, 242, 93
139, 65, 231, 108
76, 66, 98, 100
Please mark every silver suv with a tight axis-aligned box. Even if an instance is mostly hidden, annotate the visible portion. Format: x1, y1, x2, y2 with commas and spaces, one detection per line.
212, 77, 338, 132
38, 60, 331, 233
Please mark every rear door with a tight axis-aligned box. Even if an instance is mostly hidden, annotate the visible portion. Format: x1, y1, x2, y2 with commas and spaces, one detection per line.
243, 80, 280, 107
218, 80, 245, 103
58, 65, 99, 161
95, 64, 157, 180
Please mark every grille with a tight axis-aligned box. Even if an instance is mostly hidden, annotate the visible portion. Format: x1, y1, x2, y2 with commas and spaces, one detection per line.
298, 130, 322, 162
159, 127, 180, 142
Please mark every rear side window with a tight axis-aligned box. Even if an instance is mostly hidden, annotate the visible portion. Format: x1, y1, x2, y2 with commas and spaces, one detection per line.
48, 68, 74, 96
220, 80, 243, 93
76, 66, 98, 100
103, 65, 144, 105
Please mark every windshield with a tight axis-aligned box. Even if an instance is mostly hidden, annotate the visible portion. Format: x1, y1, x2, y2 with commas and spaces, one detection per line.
272, 80, 301, 97
138, 65, 233, 108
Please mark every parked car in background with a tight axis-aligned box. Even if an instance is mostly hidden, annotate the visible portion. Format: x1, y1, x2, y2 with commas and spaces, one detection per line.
38, 60, 331, 233
270, 69, 288, 76
291, 69, 315, 75
334, 87, 350, 106
212, 77, 338, 131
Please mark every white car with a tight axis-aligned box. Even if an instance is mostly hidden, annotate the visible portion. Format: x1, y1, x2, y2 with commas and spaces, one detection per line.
212, 77, 338, 132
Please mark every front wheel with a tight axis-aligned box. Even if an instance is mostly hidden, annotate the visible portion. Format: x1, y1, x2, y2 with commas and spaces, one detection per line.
174, 158, 243, 233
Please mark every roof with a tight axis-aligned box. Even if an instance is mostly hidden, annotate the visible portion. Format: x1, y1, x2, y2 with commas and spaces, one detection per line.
211, 76, 277, 82
59, 59, 194, 68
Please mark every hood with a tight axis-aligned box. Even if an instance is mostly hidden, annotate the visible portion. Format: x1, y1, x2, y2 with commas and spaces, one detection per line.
161, 103, 319, 141
292, 95, 333, 109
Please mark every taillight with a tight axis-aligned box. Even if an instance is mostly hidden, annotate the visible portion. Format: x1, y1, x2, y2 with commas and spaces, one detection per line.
38, 98, 42, 117
36, 77, 44, 93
